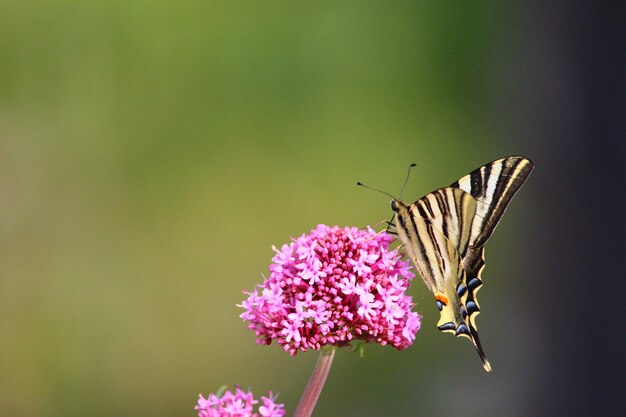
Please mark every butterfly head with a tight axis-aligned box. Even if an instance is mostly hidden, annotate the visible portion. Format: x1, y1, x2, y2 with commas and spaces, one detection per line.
390, 199, 407, 213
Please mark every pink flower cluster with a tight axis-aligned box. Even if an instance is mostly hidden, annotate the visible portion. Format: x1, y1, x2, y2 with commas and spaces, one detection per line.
195, 387, 285, 417
240, 224, 421, 355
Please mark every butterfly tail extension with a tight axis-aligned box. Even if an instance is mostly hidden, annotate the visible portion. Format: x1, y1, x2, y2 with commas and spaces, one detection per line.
464, 251, 491, 372
469, 325, 492, 372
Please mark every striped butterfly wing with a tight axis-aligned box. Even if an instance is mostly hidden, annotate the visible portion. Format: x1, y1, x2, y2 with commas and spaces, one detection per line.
402, 188, 491, 371
450, 156, 534, 274
393, 156, 533, 372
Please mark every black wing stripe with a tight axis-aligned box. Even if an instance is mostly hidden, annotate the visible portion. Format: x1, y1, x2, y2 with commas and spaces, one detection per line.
416, 203, 428, 218
406, 207, 437, 283
482, 162, 493, 198
422, 197, 436, 218
491, 157, 522, 207
426, 224, 445, 275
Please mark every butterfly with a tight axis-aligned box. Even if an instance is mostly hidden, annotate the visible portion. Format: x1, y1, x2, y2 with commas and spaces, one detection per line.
389, 156, 534, 371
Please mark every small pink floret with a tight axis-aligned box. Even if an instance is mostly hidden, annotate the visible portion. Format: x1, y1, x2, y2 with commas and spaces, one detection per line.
240, 224, 421, 354
195, 387, 285, 417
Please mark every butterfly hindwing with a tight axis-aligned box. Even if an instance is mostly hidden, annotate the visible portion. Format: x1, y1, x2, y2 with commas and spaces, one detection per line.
427, 225, 491, 371
391, 156, 533, 372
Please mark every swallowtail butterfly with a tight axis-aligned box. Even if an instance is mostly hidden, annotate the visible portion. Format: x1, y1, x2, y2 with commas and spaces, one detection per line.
389, 156, 534, 371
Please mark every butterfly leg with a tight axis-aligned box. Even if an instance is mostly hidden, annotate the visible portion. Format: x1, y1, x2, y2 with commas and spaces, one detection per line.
384, 214, 396, 234
364, 220, 397, 241
371, 218, 392, 228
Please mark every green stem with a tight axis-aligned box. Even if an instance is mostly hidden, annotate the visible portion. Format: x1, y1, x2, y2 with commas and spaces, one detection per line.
292, 347, 336, 417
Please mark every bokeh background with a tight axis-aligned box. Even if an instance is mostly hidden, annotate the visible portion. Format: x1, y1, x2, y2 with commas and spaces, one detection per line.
1, 2, 623, 417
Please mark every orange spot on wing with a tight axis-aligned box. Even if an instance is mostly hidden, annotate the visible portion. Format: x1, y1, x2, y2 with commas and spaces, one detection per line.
435, 293, 449, 305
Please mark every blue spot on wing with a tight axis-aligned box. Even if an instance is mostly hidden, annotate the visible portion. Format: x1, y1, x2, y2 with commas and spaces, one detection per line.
455, 323, 470, 336
438, 322, 456, 332
468, 277, 482, 291
456, 283, 467, 297
466, 301, 479, 314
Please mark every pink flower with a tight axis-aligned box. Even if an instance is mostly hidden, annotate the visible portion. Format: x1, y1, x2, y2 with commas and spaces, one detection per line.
195, 387, 285, 417
240, 224, 421, 355
259, 393, 285, 417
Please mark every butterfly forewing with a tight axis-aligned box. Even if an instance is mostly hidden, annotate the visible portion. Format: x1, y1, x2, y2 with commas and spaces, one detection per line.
412, 188, 477, 259
452, 156, 534, 264
392, 156, 534, 372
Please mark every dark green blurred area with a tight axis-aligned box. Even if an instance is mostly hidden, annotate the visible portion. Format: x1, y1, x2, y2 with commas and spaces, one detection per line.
0, 2, 541, 416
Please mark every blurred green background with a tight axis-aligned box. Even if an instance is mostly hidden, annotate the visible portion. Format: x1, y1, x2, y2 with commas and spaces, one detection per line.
2, 2, 621, 417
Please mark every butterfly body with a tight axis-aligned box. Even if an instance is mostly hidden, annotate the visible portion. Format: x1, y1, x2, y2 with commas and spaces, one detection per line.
390, 156, 534, 372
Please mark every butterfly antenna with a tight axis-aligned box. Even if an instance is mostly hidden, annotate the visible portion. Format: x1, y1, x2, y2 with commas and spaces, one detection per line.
356, 182, 398, 201
399, 163, 417, 199
357, 182, 400, 234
